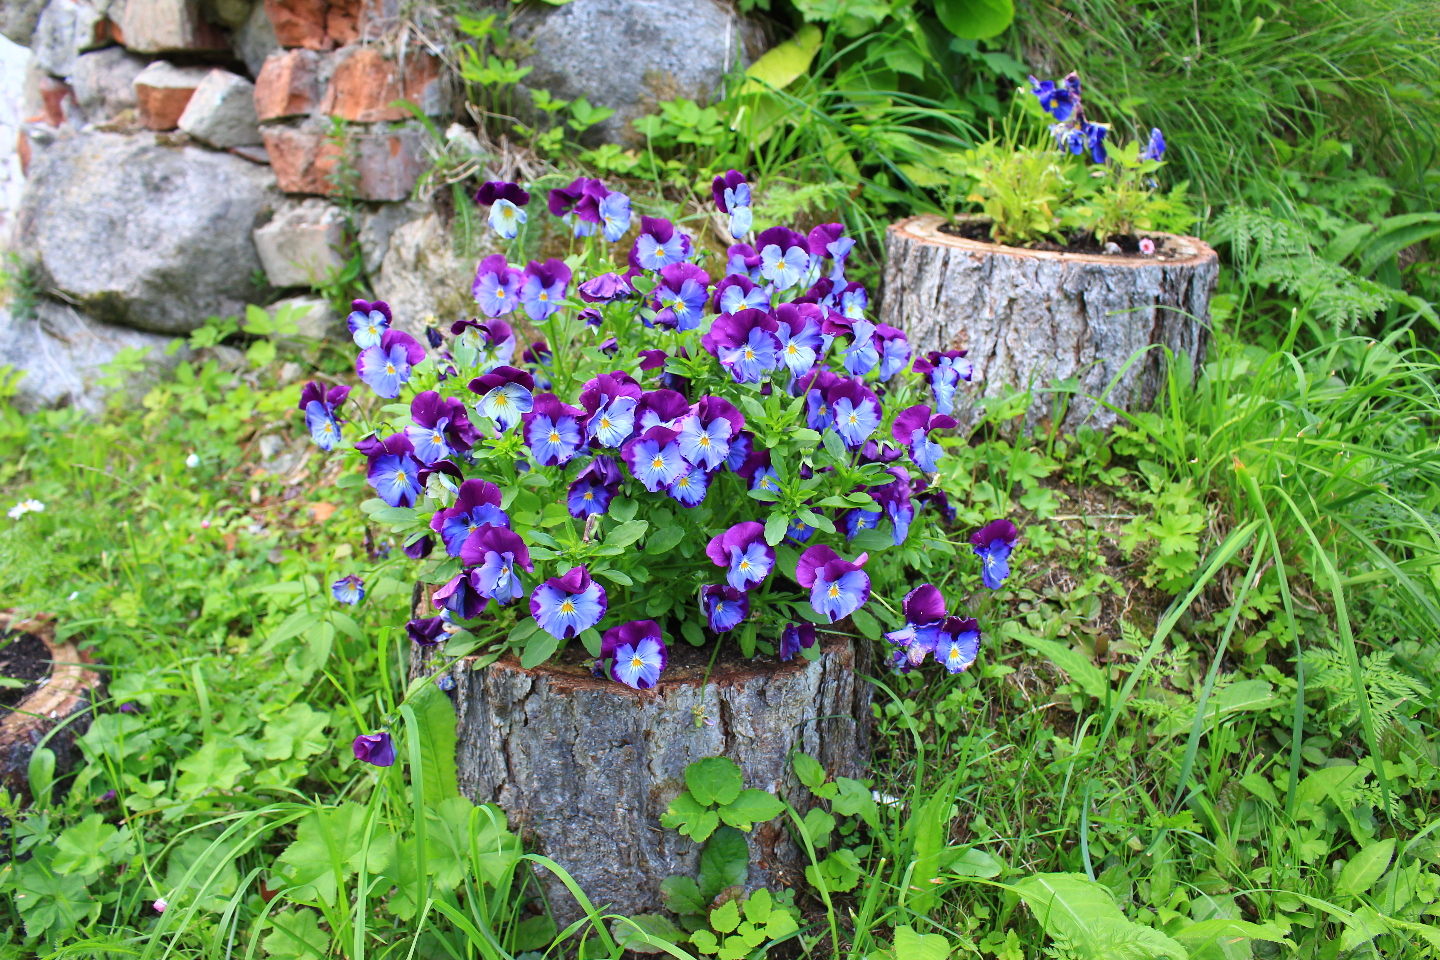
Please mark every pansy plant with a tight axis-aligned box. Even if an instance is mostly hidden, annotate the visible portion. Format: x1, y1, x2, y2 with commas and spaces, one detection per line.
305, 172, 1020, 692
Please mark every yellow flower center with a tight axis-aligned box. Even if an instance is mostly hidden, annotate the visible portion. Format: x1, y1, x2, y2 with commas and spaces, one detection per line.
744, 348, 756, 360
699, 436, 710, 447
584, 492, 594, 501
496, 289, 506, 298
601, 417, 612, 429
494, 395, 510, 408
828, 583, 841, 598
739, 559, 751, 571
631, 656, 645, 669
548, 431, 561, 443
652, 456, 664, 469
560, 599, 575, 614
385, 363, 397, 375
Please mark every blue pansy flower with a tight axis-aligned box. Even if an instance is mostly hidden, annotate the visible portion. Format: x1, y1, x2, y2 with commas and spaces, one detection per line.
702, 584, 749, 633
970, 519, 1019, 590
347, 299, 391, 349
331, 575, 365, 605
530, 566, 607, 640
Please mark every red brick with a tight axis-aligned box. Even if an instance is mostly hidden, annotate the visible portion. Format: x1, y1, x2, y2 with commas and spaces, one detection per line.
133, 63, 212, 131
262, 124, 426, 201
318, 46, 441, 123
262, 126, 340, 195
254, 49, 320, 122
38, 77, 75, 128
263, 0, 331, 50
326, 0, 361, 45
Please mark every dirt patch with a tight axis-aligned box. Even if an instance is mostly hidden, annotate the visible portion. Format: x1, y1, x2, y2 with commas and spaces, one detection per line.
0, 630, 51, 710
939, 217, 1187, 260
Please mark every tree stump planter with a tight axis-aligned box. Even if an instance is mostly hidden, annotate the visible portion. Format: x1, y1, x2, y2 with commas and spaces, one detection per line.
881, 214, 1219, 434
411, 615, 871, 925
0, 611, 103, 802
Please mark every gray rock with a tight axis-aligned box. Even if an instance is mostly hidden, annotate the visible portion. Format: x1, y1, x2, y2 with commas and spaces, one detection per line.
509, 0, 761, 145
69, 46, 146, 123
232, 0, 276, 79
33, 0, 109, 79
0, 299, 185, 413
0, 0, 50, 47
15, 130, 277, 334
372, 211, 500, 337
270, 294, 338, 340
356, 200, 423, 276
177, 68, 260, 147
252, 197, 350, 289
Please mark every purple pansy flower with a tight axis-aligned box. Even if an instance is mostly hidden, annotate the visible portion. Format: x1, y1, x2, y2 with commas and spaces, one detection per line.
913, 350, 974, 417
844, 506, 882, 540
579, 272, 633, 303
705, 520, 775, 591
1029, 75, 1076, 121
702, 584, 748, 632
407, 616, 447, 646
473, 255, 522, 317
875, 324, 911, 379
701, 309, 780, 383
460, 524, 534, 604
838, 282, 868, 321
579, 373, 643, 448
353, 732, 396, 767
725, 431, 754, 471
873, 469, 915, 545
756, 226, 809, 289
936, 616, 982, 674
522, 394, 586, 466
635, 388, 691, 431
736, 449, 779, 495
434, 569, 488, 620
430, 479, 509, 556
712, 169, 753, 239
403, 534, 434, 559
839, 318, 880, 377
549, 176, 599, 237
779, 622, 816, 662
568, 455, 622, 518
677, 395, 744, 471
366, 433, 424, 507
808, 223, 855, 282
347, 299, 391, 349
596, 190, 633, 242
452, 317, 518, 373
530, 566, 608, 639
600, 620, 668, 689
892, 404, 958, 473
408, 390, 480, 463
331, 575, 364, 605
795, 545, 871, 622
827, 378, 881, 447
726, 243, 764, 281
652, 263, 711, 331
476, 181, 530, 238
468, 365, 535, 433
519, 258, 572, 322
633, 216, 692, 271
884, 584, 948, 667
971, 519, 1019, 590
299, 381, 350, 451
668, 464, 709, 506
357, 329, 425, 399
1139, 127, 1166, 162
712, 274, 770, 315
621, 425, 687, 492
772, 303, 825, 377
796, 369, 842, 432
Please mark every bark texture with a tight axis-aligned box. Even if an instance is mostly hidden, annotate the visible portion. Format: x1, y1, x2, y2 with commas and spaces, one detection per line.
412, 627, 871, 925
881, 214, 1219, 433
0, 611, 102, 802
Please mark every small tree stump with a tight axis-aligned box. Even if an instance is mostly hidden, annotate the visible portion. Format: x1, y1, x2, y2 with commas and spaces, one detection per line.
0, 611, 102, 802
413, 627, 871, 925
881, 214, 1219, 434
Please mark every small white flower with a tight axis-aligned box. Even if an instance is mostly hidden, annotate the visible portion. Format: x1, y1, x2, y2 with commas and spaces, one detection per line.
68, 591, 79, 601
7, 499, 44, 519
185, 453, 201, 469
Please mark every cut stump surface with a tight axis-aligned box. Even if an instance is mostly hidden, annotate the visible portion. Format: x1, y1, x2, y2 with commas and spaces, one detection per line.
881, 214, 1219, 433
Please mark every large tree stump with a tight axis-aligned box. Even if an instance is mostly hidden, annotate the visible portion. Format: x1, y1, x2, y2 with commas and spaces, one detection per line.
0, 611, 102, 802
881, 214, 1219, 434
412, 625, 871, 925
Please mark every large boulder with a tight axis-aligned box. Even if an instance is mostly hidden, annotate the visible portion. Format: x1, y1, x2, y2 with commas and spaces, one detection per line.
0, 0, 50, 47
68, 47, 147, 123
32, 0, 112, 79
372, 211, 497, 336
0, 300, 184, 413
508, 0, 762, 145
15, 131, 277, 334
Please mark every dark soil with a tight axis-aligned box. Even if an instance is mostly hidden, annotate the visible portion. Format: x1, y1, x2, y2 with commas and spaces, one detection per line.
0, 630, 51, 710
939, 218, 1182, 260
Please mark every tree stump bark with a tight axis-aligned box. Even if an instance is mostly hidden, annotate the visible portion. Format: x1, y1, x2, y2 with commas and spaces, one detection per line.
0, 611, 102, 802
880, 214, 1219, 434
411, 617, 871, 925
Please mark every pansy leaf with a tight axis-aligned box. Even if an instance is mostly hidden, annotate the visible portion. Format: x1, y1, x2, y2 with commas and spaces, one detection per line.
698, 826, 750, 899
520, 632, 560, 670
681, 620, 706, 646
605, 519, 649, 548
645, 526, 686, 555
660, 875, 706, 915
849, 608, 882, 640
686, 757, 744, 807
661, 792, 720, 842
718, 788, 785, 831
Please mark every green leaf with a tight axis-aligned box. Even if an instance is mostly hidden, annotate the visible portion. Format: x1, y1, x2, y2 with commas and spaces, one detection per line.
710, 899, 742, 934
1157, 679, 1275, 736
1335, 839, 1395, 897
698, 826, 749, 899
718, 788, 785, 830
28, 746, 54, 807
764, 513, 788, 546
52, 815, 129, 877
893, 925, 953, 960
645, 525, 686, 555
12, 853, 97, 940
263, 702, 331, 761
176, 741, 251, 799
934, 0, 1014, 39
682, 620, 706, 646
165, 833, 241, 912
687, 757, 745, 806
613, 913, 687, 954
1006, 627, 1110, 700
793, 752, 828, 791
661, 792, 720, 842
408, 684, 460, 803
1012, 873, 1187, 959
940, 845, 1003, 878
606, 519, 650, 548
850, 607, 882, 639
660, 875, 706, 915
276, 802, 387, 905
1172, 917, 1290, 952
742, 888, 772, 924
610, 497, 639, 522
520, 630, 560, 669
800, 807, 836, 847
262, 908, 331, 959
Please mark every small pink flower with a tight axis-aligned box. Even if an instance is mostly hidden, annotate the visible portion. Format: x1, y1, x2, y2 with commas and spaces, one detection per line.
1139, 237, 1156, 256
200, 520, 211, 529
153, 898, 168, 913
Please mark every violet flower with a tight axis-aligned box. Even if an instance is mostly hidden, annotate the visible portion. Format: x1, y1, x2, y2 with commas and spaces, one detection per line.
726, 243, 764, 281
468, 365, 536, 433
795, 545, 870, 622
668, 463, 710, 506
633, 216, 692, 271
635, 388, 691, 431
403, 534, 434, 559
796, 369, 842, 432
366, 433, 424, 507
600, 620, 668, 689
756, 226, 809, 290
567, 455, 622, 518
838, 282, 868, 321
652, 263, 710, 331
884, 583, 947, 667
530, 565, 607, 639
701, 309, 780, 383
476, 181, 530, 239
808, 223, 855, 283
299, 381, 350, 451
677, 395, 744, 471
434, 569, 488, 620
935, 616, 981, 674
407, 616, 447, 646
873, 469, 915, 546
702, 584, 748, 632
407, 390, 479, 463
520, 258, 572, 322
459, 524, 533, 604
892, 404, 958, 474
1029, 75, 1075, 121
839, 318, 881, 377
473, 255, 522, 317
549, 176, 598, 236
357, 329, 425, 399
827, 378, 881, 448
430, 479, 509, 556
521, 394, 585, 466
705, 520, 775, 591
912, 350, 974, 417
353, 732, 396, 767
736, 449, 779, 495
331, 575, 365, 605
452, 318, 517, 373
1139, 127, 1166, 162
713, 274, 770, 315
725, 431, 753, 471
621, 425, 687, 492
580, 372, 643, 448
779, 622, 816, 662
772, 303, 824, 377
579, 272, 633, 303
971, 519, 1019, 590
347, 299, 392, 349
875, 324, 911, 379
712, 169, 753, 239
